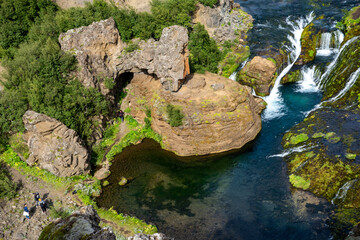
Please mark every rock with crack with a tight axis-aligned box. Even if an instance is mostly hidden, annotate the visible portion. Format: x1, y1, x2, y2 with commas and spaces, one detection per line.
22, 110, 90, 177
39, 206, 116, 240
121, 72, 265, 156
59, 18, 190, 97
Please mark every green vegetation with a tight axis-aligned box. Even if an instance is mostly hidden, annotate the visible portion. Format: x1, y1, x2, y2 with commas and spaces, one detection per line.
0, 162, 18, 200
289, 174, 310, 190
166, 104, 184, 127
283, 133, 309, 147
188, 23, 223, 73
106, 117, 162, 161
198, 0, 218, 7
336, 6, 360, 42
124, 42, 140, 53
0, 148, 157, 235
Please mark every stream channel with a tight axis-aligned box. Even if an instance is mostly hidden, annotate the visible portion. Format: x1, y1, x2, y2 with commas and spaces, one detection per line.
97, 0, 360, 239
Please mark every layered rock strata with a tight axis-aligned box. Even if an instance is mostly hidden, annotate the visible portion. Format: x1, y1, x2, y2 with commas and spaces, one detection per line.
23, 110, 90, 177
236, 56, 277, 96
59, 18, 189, 96
121, 72, 265, 156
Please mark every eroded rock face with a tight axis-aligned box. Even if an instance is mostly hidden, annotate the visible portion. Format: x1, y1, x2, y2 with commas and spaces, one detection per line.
236, 56, 277, 96
59, 18, 189, 95
39, 206, 116, 240
121, 72, 265, 156
23, 110, 90, 177
193, 0, 253, 44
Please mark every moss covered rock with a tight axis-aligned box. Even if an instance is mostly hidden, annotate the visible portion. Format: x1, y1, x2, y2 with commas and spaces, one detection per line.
39, 206, 116, 240
281, 69, 301, 84
236, 56, 277, 96
339, 6, 360, 44
295, 23, 321, 65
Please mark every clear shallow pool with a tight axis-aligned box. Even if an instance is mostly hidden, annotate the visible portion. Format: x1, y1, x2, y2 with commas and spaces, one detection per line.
97, 0, 359, 239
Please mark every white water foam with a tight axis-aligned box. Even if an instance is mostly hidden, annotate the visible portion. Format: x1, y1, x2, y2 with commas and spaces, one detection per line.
262, 12, 315, 121
268, 145, 314, 158
325, 67, 360, 103
296, 66, 320, 93
229, 58, 249, 81
331, 179, 358, 205
316, 30, 344, 57
317, 36, 359, 88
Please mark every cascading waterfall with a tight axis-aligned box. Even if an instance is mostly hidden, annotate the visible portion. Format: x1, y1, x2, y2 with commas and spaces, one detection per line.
333, 30, 344, 49
316, 30, 344, 56
229, 58, 249, 81
325, 67, 360, 103
296, 66, 320, 93
262, 12, 315, 120
317, 36, 359, 88
331, 179, 358, 205
317, 32, 332, 56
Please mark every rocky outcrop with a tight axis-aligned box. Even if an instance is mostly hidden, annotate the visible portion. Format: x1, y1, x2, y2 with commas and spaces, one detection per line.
39, 206, 116, 240
59, 18, 190, 96
236, 56, 277, 96
193, 0, 253, 44
22, 110, 90, 177
295, 22, 321, 66
121, 72, 265, 156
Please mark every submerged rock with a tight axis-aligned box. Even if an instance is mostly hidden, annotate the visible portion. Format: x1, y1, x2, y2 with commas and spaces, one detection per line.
236, 56, 277, 96
121, 72, 265, 156
59, 18, 190, 96
39, 206, 116, 240
22, 110, 90, 177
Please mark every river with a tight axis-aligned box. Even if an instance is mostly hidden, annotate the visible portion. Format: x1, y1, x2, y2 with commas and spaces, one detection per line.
97, 0, 360, 239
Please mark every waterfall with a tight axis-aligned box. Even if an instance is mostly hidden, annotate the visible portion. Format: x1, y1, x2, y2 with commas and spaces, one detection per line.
331, 179, 358, 205
296, 66, 320, 93
229, 58, 249, 81
262, 12, 315, 121
325, 67, 360, 103
333, 30, 344, 49
317, 36, 359, 88
268, 145, 314, 158
317, 32, 332, 56
316, 30, 344, 57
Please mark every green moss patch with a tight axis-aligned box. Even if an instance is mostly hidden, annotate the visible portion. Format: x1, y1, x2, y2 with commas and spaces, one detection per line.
285, 133, 309, 147
289, 174, 310, 190
345, 153, 357, 160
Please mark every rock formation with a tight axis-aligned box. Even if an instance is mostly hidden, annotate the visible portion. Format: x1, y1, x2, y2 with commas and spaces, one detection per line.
121, 72, 265, 156
236, 56, 277, 96
295, 22, 321, 66
39, 206, 116, 240
22, 110, 90, 177
59, 18, 190, 95
193, 0, 253, 44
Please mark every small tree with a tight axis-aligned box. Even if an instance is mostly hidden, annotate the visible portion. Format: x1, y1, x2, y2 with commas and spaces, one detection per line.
166, 104, 184, 127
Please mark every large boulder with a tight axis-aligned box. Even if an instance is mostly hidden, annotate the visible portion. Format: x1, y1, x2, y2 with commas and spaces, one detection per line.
193, 0, 253, 44
236, 56, 277, 96
121, 72, 265, 156
39, 206, 116, 240
59, 18, 190, 95
23, 110, 90, 177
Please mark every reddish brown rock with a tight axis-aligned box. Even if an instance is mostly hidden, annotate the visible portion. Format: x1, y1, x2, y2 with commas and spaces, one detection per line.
236, 56, 277, 96
121, 72, 265, 156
